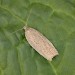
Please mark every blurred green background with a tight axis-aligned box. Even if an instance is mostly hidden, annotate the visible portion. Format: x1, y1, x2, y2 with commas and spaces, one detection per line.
0, 0, 75, 75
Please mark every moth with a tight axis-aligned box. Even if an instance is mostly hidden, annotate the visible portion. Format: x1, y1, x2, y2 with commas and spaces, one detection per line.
24, 26, 59, 61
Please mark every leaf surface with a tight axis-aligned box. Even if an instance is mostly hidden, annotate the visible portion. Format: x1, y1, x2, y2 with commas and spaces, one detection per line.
0, 0, 75, 75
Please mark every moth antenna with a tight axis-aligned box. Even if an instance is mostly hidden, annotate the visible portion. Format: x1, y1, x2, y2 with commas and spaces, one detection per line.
10, 8, 32, 35
25, 8, 32, 25
10, 27, 24, 34
23, 8, 32, 30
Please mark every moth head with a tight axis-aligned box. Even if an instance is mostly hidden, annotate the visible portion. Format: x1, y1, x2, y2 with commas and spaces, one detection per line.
23, 25, 30, 31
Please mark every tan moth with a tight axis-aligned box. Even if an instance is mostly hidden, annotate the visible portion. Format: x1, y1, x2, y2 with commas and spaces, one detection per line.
8, 7, 59, 61
24, 26, 59, 61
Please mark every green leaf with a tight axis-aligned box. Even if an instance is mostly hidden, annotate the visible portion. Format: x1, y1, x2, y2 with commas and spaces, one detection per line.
0, 0, 75, 75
